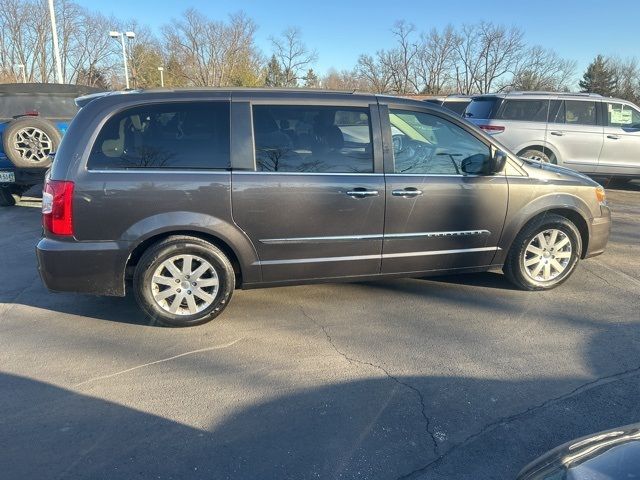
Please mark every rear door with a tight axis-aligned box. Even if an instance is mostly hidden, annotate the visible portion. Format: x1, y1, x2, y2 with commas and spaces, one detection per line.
598, 101, 640, 176
380, 102, 508, 274
547, 99, 604, 173
230, 93, 385, 283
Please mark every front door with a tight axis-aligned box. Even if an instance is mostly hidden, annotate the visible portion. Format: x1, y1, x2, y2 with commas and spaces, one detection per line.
231, 99, 385, 283
380, 104, 508, 274
547, 99, 604, 173
598, 101, 640, 176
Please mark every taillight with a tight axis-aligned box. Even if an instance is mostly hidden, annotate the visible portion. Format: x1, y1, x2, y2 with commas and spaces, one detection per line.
479, 124, 505, 134
42, 180, 74, 236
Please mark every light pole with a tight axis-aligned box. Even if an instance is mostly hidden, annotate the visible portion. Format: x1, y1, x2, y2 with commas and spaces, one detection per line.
109, 30, 135, 89
48, 0, 64, 83
158, 66, 164, 87
14, 64, 26, 83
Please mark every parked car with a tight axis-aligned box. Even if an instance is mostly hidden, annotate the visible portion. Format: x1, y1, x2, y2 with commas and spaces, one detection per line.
36, 88, 610, 326
423, 94, 472, 116
518, 423, 640, 479
0, 83, 103, 206
464, 91, 640, 181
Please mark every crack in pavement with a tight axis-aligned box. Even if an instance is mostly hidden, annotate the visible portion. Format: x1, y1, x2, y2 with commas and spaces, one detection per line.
396, 363, 640, 479
73, 338, 245, 388
299, 306, 440, 459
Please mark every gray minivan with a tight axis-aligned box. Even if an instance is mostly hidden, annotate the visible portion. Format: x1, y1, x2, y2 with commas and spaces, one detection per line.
464, 91, 640, 180
36, 88, 611, 326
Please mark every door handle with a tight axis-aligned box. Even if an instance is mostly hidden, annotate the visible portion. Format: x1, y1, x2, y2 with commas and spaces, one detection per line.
392, 188, 423, 197
550, 131, 564, 136
346, 189, 379, 198
607, 135, 620, 140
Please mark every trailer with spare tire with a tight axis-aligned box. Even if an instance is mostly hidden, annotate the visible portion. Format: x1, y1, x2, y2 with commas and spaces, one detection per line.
0, 83, 104, 206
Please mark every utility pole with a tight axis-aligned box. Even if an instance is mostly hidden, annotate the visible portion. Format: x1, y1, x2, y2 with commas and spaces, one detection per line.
109, 31, 135, 89
48, 0, 64, 83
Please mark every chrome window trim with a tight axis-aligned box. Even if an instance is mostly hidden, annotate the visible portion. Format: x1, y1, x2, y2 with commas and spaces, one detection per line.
254, 246, 500, 265
86, 169, 231, 174
259, 230, 491, 244
233, 171, 383, 177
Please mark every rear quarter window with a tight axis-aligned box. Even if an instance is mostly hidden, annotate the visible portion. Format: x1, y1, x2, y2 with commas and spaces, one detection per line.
87, 102, 230, 170
464, 98, 499, 120
496, 99, 549, 122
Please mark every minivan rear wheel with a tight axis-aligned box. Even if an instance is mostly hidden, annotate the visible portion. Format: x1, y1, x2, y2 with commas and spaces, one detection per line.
133, 236, 235, 327
504, 214, 581, 290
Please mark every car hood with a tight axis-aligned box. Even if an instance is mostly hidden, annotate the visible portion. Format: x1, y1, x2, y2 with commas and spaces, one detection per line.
518, 157, 600, 187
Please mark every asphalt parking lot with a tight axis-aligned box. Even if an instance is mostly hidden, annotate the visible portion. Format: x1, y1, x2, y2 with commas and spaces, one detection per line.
1, 182, 639, 480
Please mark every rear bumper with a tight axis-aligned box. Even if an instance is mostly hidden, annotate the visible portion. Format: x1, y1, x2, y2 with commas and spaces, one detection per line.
36, 238, 128, 296
0, 165, 47, 186
584, 206, 611, 259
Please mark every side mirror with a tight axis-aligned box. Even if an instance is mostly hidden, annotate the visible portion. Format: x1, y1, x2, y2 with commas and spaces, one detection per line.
489, 149, 507, 173
460, 150, 507, 175
460, 153, 488, 175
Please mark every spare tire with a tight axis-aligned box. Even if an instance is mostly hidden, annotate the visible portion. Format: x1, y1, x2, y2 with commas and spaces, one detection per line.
2, 117, 62, 168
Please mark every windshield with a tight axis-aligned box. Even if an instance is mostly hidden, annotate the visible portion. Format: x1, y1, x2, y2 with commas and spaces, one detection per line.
0, 93, 79, 119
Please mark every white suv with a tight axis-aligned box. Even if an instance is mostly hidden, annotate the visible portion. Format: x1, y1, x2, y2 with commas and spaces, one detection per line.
464, 92, 640, 180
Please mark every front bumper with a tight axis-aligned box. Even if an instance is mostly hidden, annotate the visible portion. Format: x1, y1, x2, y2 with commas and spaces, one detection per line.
36, 238, 129, 296
584, 205, 611, 259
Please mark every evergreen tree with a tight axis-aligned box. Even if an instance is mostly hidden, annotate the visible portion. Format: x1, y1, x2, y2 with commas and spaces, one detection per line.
303, 68, 319, 88
264, 55, 285, 87
579, 55, 618, 96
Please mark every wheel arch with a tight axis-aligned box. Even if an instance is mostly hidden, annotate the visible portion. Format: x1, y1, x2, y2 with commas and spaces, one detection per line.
498, 196, 592, 264
515, 142, 560, 163
126, 230, 248, 288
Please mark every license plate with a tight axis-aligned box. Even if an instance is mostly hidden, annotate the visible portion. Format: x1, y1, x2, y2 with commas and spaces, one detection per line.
0, 171, 15, 183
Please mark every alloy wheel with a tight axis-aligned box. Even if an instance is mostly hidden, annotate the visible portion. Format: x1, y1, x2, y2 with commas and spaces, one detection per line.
150, 254, 219, 315
13, 127, 54, 163
522, 229, 572, 282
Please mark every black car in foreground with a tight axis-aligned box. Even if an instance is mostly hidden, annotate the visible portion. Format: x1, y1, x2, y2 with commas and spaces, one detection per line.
0, 83, 103, 206
518, 423, 640, 479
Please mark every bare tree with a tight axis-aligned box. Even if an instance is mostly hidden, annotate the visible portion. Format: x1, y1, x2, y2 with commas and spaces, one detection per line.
608, 56, 640, 103
270, 27, 317, 87
356, 52, 393, 93
507, 46, 576, 92
321, 68, 366, 91
414, 25, 458, 94
162, 9, 261, 87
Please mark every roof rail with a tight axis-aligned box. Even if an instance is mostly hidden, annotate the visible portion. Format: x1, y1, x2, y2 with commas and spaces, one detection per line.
505, 91, 602, 98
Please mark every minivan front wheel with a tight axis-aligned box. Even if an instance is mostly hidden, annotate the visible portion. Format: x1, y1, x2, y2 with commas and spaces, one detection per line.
133, 236, 235, 327
504, 214, 581, 290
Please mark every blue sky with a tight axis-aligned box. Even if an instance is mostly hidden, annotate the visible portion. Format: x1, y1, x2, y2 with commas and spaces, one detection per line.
78, 0, 639, 82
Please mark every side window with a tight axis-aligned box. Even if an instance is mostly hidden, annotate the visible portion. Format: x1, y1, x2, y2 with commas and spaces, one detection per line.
497, 99, 549, 122
549, 100, 565, 123
389, 109, 491, 175
88, 102, 230, 170
252, 105, 373, 173
564, 101, 598, 126
607, 102, 640, 127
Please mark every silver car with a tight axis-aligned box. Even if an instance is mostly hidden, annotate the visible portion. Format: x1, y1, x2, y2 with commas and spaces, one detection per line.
464, 92, 640, 180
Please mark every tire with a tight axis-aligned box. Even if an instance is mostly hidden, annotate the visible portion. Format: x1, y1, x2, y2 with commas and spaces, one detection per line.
519, 148, 555, 164
133, 236, 235, 327
2, 117, 62, 168
0, 186, 17, 207
504, 214, 582, 291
